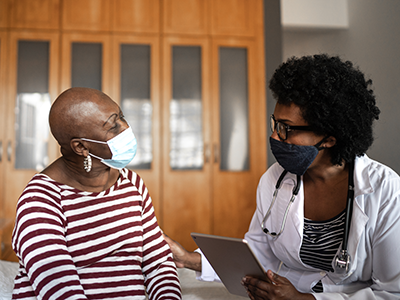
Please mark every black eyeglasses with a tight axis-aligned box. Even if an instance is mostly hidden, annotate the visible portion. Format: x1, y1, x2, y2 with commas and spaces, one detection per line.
270, 115, 314, 141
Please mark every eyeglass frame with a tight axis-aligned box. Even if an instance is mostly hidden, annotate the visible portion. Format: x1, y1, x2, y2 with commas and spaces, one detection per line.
270, 114, 314, 141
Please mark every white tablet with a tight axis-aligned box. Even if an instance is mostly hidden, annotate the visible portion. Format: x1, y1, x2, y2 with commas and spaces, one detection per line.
191, 232, 268, 298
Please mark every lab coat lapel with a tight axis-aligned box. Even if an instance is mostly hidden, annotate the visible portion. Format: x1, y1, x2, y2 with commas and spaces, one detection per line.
328, 155, 371, 283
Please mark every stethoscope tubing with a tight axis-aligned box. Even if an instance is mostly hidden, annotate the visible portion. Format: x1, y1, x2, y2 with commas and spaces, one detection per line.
261, 161, 355, 273
261, 171, 300, 237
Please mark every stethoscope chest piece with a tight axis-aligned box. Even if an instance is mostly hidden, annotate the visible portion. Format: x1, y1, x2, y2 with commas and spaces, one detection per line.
334, 249, 351, 274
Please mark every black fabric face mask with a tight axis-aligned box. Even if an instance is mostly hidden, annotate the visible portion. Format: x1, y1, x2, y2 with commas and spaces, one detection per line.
269, 137, 325, 176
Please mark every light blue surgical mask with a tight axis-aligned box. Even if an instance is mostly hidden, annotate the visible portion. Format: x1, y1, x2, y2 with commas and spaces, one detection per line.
81, 125, 137, 170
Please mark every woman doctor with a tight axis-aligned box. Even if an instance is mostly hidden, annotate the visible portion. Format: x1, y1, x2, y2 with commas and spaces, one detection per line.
164, 54, 400, 299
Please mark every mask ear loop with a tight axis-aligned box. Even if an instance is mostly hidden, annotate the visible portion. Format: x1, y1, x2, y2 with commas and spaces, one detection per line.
80, 138, 107, 145
80, 138, 109, 162
314, 137, 327, 150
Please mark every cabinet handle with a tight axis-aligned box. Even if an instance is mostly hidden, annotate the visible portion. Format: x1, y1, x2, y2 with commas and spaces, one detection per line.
204, 144, 211, 163
214, 144, 219, 164
0, 141, 2, 162
7, 141, 12, 162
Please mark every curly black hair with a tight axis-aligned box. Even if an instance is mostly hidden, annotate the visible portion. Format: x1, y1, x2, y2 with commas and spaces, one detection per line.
269, 54, 380, 166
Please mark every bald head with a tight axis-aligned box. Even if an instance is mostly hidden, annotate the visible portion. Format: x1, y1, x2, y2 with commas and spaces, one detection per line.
49, 87, 118, 148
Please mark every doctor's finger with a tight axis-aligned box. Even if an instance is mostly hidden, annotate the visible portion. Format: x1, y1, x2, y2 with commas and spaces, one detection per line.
267, 270, 285, 285
243, 276, 273, 298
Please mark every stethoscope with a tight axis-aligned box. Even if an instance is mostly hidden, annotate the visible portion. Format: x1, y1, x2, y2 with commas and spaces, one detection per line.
260, 161, 355, 274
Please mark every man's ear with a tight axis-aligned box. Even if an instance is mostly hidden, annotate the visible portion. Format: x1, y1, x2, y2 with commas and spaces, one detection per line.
70, 138, 88, 156
322, 136, 337, 149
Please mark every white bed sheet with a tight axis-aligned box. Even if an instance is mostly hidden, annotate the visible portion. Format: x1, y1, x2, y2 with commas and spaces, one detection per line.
0, 261, 245, 300
0, 260, 18, 300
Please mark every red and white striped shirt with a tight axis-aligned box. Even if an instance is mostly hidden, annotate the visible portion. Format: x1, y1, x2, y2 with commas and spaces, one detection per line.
12, 169, 181, 300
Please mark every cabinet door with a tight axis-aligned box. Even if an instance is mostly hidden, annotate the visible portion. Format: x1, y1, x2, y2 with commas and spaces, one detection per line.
61, 0, 111, 31
163, 0, 209, 35
0, 31, 8, 221
112, 34, 161, 214
10, 0, 60, 30
210, 0, 256, 37
162, 37, 212, 250
61, 33, 112, 95
211, 38, 267, 239
112, 0, 160, 33
0, 0, 9, 28
3, 31, 60, 241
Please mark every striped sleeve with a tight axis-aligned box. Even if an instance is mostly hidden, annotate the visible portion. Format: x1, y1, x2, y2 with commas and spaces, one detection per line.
132, 172, 182, 300
12, 176, 88, 300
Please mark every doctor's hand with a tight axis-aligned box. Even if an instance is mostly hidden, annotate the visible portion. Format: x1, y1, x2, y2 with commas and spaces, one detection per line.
163, 233, 202, 271
242, 270, 315, 300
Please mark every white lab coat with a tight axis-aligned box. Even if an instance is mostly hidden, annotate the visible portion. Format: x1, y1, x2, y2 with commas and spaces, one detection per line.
198, 155, 400, 299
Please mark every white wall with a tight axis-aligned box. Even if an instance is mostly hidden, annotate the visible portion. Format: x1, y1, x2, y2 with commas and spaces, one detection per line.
281, 0, 400, 173
281, 0, 348, 30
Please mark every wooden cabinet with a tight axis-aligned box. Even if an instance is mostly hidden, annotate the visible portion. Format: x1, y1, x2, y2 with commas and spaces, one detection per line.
0, 31, 60, 261
159, 0, 266, 250
210, 0, 257, 37
0, 31, 11, 259
0, 31, 8, 223
161, 36, 267, 250
211, 37, 266, 238
4, 31, 60, 216
111, 34, 162, 211
112, 0, 160, 33
162, 0, 209, 35
10, 0, 60, 30
60, 33, 112, 94
0, 0, 266, 259
161, 36, 213, 247
61, 0, 111, 32
0, 0, 10, 28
